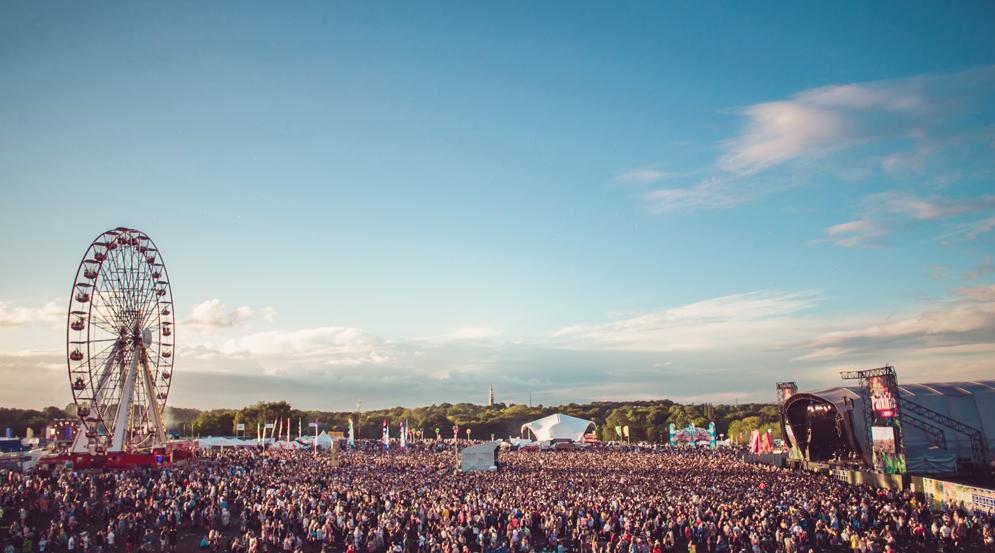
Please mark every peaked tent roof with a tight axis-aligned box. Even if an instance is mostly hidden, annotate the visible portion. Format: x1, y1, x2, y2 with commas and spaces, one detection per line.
521, 414, 595, 442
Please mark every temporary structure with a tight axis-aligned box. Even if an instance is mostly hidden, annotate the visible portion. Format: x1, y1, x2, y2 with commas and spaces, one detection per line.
520, 414, 596, 442
313, 431, 333, 450
460, 441, 499, 472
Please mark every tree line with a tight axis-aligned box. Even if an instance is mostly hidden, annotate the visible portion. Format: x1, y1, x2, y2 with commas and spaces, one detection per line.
0, 400, 782, 443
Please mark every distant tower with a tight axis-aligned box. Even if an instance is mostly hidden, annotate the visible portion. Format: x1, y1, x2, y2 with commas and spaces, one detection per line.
488, 385, 495, 406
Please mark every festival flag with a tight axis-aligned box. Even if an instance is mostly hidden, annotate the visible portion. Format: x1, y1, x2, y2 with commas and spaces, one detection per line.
348, 418, 355, 448
708, 421, 717, 450
299, 418, 302, 439
382, 418, 389, 450
257, 422, 262, 445
622, 425, 630, 438
287, 418, 291, 443
276, 418, 282, 441
614, 425, 623, 438
400, 421, 406, 449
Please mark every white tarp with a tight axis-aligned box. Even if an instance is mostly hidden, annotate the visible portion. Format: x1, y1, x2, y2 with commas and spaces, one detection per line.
521, 414, 595, 442
460, 441, 498, 472
312, 431, 333, 450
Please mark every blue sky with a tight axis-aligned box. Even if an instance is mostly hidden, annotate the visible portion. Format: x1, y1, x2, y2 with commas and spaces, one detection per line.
2, 2, 994, 410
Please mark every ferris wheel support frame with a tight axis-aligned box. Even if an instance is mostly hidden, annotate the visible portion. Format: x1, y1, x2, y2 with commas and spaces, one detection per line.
71, 341, 121, 453
110, 341, 142, 452
139, 345, 168, 445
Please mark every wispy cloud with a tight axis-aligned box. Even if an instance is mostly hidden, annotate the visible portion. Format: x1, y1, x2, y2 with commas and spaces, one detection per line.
550, 290, 819, 351
213, 326, 392, 371
643, 178, 747, 213
635, 65, 995, 215
183, 299, 266, 330
817, 219, 888, 248
613, 168, 671, 184
806, 293, 995, 355
413, 325, 503, 343
867, 191, 995, 221
719, 67, 993, 175
818, 191, 995, 248
943, 215, 995, 243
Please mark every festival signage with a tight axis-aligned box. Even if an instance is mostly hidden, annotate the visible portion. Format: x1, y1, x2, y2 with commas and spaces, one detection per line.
922, 477, 995, 515
867, 373, 906, 473
869, 375, 897, 422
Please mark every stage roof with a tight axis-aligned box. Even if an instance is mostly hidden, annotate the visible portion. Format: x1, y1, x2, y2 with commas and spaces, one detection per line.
521, 414, 595, 442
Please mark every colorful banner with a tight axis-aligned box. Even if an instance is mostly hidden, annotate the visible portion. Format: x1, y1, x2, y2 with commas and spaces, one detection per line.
668, 423, 677, 446
708, 421, 717, 449
382, 418, 389, 449
615, 425, 623, 438
399, 421, 406, 449
348, 418, 355, 448
922, 477, 995, 515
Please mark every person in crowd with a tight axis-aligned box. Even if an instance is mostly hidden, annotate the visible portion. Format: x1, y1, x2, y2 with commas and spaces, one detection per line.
2, 444, 993, 552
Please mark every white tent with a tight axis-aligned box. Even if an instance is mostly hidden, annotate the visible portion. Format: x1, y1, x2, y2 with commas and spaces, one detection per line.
521, 414, 595, 442
314, 431, 333, 450
270, 440, 302, 450
460, 441, 499, 472
198, 437, 257, 449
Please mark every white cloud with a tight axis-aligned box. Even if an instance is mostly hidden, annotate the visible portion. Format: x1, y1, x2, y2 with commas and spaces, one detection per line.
817, 219, 888, 248
0, 300, 63, 327
183, 299, 254, 329
718, 100, 854, 175
217, 326, 392, 369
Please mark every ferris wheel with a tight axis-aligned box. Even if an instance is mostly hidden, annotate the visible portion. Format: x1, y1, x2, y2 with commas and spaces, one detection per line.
67, 227, 174, 453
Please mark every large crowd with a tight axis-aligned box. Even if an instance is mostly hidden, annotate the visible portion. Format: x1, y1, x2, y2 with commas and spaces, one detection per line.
2, 444, 993, 553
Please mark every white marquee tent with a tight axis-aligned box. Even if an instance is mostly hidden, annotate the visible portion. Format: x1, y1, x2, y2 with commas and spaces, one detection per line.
460, 441, 499, 472
520, 414, 595, 442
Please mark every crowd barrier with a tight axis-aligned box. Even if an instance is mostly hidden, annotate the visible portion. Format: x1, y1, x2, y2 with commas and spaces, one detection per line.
743, 452, 787, 467
916, 476, 995, 515
831, 467, 906, 490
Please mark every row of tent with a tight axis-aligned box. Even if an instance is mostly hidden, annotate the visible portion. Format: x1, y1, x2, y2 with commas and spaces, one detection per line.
198, 431, 337, 450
